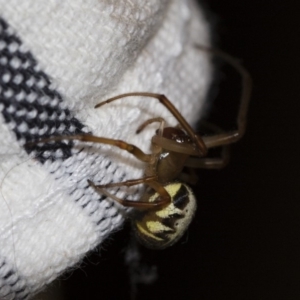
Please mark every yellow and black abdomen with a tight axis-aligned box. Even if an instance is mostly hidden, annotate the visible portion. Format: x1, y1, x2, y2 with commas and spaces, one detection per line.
133, 183, 197, 249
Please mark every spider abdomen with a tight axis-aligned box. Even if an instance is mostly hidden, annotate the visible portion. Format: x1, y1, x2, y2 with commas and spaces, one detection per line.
133, 183, 197, 249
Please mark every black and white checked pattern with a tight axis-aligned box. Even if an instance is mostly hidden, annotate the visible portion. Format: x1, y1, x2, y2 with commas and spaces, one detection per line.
0, 18, 85, 163
0, 17, 124, 299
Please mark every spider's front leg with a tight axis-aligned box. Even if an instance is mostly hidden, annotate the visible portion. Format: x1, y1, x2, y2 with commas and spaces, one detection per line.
95, 92, 207, 156
25, 134, 152, 163
195, 45, 252, 148
136, 117, 165, 135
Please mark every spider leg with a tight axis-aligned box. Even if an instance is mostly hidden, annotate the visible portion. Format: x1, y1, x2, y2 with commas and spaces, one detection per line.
95, 93, 207, 156
184, 145, 230, 169
195, 45, 252, 148
88, 179, 171, 210
136, 117, 165, 134
93, 176, 157, 188
136, 117, 165, 156
25, 134, 152, 163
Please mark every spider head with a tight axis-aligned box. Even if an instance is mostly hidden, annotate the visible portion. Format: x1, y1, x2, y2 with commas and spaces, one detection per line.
160, 127, 194, 145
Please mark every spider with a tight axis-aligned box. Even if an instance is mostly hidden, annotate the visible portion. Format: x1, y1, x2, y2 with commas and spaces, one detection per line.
26, 46, 251, 249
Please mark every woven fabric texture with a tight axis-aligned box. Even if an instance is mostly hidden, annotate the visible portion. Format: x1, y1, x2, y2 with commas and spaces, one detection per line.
0, 1, 211, 299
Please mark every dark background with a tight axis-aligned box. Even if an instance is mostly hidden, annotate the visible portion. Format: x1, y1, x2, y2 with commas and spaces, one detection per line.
59, 1, 300, 299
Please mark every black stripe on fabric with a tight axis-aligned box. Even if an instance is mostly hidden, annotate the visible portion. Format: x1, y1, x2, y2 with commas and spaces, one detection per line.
0, 18, 85, 163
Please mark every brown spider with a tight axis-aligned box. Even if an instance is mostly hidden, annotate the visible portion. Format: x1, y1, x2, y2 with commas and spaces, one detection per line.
26, 46, 251, 249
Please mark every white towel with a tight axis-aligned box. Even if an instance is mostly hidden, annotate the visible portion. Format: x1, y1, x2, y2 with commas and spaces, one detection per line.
0, 1, 211, 298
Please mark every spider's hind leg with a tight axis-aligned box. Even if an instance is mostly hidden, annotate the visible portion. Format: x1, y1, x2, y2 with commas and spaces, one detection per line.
88, 179, 171, 210
92, 176, 157, 189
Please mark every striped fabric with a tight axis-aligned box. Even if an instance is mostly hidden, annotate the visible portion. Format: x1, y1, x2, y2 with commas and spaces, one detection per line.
0, 1, 211, 298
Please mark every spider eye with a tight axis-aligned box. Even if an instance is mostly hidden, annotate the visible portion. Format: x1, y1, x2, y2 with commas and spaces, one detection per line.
133, 183, 197, 249
161, 127, 192, 144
